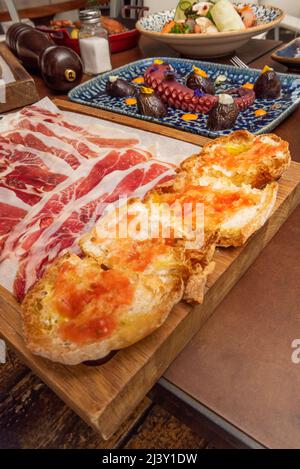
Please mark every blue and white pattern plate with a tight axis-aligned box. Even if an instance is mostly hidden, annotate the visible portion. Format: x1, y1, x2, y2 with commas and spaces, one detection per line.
69, 57, 300, 139
272, 38, 300, 70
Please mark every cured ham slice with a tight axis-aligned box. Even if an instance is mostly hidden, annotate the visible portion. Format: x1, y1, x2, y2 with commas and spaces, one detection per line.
0, 140, 74, 177
0, 139, 69, 206
0, 101, 187, 301
20, 106, 140, 149
2, 147, 152, 258
16, 118, 100, 159
1, 130, 83, 169
0, 165, 67, 206
0, 202, 27, 252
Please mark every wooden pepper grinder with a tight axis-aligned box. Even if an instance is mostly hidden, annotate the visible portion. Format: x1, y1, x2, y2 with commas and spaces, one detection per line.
6, 23, 83, 92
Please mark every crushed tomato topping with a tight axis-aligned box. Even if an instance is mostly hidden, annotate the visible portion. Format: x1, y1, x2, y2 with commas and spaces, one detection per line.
107, 239, 170, 272
54, 263, 134, 344
198, 138, 286, 170
154, 185, 257, 225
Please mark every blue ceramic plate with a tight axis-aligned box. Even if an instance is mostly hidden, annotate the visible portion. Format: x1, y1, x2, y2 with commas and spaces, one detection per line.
69, 57, 300, 139
272, 38, 300, 70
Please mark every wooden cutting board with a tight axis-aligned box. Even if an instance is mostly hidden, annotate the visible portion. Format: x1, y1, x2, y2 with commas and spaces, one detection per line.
1, 101, 300, 440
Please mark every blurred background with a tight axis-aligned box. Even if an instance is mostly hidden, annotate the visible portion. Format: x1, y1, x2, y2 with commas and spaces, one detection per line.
0, 0, 298, 37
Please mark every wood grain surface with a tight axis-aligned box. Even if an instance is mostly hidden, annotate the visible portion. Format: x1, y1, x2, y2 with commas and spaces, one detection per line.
0, 155, 299, 439
0, 349, 208, 449
0, 43, 39, 113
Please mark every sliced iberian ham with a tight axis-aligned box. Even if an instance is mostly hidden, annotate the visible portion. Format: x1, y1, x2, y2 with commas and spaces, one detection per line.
0, 102, 179, 300
1, 130, 84, 169
1, 148, 152, 258
0, 202, 27, 252
20, 106, 140, 149
0, 139, 69, 206
0, 101, 177, 300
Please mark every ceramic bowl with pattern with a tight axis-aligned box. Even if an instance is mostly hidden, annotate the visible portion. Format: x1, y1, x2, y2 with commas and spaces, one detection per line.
272, 38, 300, 70
68, 57, 300, 139
136, 4, 284, 58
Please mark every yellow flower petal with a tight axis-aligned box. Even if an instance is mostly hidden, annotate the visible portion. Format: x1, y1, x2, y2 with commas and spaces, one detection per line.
192, 65, 208, 78
153, 59, 164, 65
261, 65, 273, 74
132, 77, 144, 84
254, 109, 267, 117
140, 86, 154, 95
125, 98, 137, 106
242, 82, 254, 89
181, 113, 198, 121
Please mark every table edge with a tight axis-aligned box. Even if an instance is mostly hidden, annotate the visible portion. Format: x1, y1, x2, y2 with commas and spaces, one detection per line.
159, 377, 266, 449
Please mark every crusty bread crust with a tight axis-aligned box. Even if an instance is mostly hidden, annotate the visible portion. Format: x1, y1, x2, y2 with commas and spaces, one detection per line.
218, 182, 278, 246
175, 131, 290, 190
183, 261, 215, 304
21, 253, 185, 365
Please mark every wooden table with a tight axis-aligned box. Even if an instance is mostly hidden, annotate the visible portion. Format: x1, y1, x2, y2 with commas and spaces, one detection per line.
1, 38, 300, 449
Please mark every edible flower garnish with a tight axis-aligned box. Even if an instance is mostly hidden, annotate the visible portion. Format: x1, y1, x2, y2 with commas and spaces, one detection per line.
194, 88, 205, 97
192, 65, 208, 78
153, 59, 164, 65
125, 97, 137, 105
242, 82, 254, 89
132, 77, 144, 84
254, 109, 267, 117
140, 87, 155, 95
261, 65, 273, 74
181, 113, 198, 121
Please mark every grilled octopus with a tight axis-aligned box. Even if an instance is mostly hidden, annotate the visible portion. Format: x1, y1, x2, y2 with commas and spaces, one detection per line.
144, 63, 255, 114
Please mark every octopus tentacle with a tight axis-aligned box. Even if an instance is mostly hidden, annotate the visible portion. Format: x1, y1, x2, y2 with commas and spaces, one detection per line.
144, 63, 255, 114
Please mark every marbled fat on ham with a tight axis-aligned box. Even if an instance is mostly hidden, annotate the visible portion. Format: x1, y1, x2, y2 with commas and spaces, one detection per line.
0, 202, 27, 252
20, 106, 140, 148
0, 103, 174, 300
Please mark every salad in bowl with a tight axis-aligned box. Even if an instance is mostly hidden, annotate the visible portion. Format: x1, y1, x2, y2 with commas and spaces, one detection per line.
136, 1, 284, 58
161, 0, 257, 34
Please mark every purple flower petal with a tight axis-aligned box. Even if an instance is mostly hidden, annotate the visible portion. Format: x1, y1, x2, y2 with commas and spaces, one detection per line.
194, 88, 205, 97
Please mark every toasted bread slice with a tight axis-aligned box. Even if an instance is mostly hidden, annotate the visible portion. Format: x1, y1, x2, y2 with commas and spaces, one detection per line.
80, 199, 217, 304
21, 252, 185, 365
217, 181, 278, 246
80, 198, 216, 266
175, 131, 290, 190
146, 180, 278, 247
